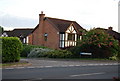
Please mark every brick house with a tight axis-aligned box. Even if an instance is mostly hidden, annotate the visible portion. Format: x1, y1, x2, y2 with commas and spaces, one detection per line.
2, 28, 33, 44
29, 12, 85, 49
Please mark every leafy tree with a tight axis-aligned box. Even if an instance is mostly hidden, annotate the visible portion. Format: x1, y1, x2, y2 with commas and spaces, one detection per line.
70, 28, 119, 58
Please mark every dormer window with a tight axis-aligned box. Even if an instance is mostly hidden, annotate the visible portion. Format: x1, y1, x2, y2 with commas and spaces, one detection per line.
44, 33, 48, 41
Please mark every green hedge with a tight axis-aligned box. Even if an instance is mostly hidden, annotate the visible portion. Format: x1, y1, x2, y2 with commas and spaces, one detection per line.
47, 50, 73, 58
2, 37, 23, 63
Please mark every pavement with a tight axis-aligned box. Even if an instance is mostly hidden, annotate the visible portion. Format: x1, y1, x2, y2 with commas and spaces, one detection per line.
2, 58, 118, 69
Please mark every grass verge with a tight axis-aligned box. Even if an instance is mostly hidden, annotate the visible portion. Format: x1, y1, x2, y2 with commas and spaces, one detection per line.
0, 61, 31, 68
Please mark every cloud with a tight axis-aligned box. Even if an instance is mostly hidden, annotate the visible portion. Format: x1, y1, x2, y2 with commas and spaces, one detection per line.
0, 14, 38, 28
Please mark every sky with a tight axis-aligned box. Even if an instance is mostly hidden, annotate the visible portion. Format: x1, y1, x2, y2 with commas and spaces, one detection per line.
0, 0, 119, 32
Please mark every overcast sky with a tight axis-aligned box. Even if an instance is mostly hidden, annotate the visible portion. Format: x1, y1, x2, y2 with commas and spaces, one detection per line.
0, 0, 119, 32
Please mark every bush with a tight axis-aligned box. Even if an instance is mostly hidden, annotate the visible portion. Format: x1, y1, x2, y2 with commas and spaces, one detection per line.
69, 28, 119, 58
2, 37, 23, 63
47, 50, 73, 58
27, 48, 53, 58
21, 44, 47, 57
27, 48, 73, 58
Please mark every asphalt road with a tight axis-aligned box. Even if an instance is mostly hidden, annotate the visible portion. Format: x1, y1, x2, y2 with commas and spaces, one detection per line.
2, 65, 118, 80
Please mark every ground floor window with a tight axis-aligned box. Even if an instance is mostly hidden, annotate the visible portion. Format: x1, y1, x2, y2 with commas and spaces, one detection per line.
44, 33, 48, 41
59, 34, 65, 48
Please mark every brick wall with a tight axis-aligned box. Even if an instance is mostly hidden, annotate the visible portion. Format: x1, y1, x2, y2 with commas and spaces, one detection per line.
32, 19, 60, 49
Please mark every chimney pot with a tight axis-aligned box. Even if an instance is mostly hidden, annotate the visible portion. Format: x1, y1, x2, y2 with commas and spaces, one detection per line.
41, 11, 43, 14
108, 27, 113, 30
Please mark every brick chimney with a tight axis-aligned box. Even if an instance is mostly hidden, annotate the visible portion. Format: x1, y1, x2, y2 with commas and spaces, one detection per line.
39, 11, 45, 23
108, 26, 113, 30
39, 11, 45, 45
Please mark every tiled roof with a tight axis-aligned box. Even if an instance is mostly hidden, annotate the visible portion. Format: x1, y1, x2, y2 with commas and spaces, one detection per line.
32, 17, 84, 34
106, 30, 120, 40
46, 17, 84, 33
4, 28, 33, 37
96, 28, 120, 40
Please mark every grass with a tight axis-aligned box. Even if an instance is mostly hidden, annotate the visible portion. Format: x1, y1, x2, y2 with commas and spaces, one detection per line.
0, 61, 29, 68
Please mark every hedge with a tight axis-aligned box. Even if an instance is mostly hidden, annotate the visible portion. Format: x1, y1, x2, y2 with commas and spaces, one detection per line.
2, 37, 23, 63
27, 48, 73, 58
47, 50, 73, 58
21, 44, 47, 57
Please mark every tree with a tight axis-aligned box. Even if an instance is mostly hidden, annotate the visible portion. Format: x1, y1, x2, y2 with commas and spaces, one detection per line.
0, 26, 4, 34
70, 28, 119, 58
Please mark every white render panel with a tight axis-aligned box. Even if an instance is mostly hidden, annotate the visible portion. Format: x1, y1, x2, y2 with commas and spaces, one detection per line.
26, 36, 29, 44
72, 30, 77, 33
80, 36, 82, 40
66, 29, 70, 33
75, 34, 77, 41
65, 33, 68, 40
71, 26, 74, 31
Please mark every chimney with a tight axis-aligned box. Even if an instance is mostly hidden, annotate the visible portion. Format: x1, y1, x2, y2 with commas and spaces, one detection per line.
108, 26, 113, 30
39, 11, 45, 22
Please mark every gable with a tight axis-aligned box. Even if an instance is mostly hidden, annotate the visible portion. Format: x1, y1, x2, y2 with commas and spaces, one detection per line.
66, 24, 77, 34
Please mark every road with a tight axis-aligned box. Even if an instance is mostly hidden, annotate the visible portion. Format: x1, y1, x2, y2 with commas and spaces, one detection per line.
2, 65, 118, 80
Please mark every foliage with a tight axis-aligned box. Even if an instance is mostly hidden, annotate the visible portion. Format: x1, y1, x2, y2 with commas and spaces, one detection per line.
27, 48, 53, 58
20, 44, 47, 57
69, 28, 119, 58
47, 50, 73, 58
2, 37, 23, 63
0, 26, 4, 34
27, 48, 73, 58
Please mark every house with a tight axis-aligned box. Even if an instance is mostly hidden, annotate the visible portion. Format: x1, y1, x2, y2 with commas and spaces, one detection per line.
2, 28, 33, 44
96, 27, 120, 45
30, 11, 85, 49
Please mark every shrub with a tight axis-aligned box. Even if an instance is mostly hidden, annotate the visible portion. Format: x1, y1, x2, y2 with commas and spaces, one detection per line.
27, 48, 73, 58
47, 50, 73, 58
21, 44, 47, 57
27, 48, 53, 58
69, 28, 119, 58
2, 37, 23, 63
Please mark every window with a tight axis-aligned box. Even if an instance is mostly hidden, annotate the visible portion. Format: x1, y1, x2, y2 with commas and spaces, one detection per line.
59, 34, 65, 48
44, 33, 48, 41
68, 34, 75, 41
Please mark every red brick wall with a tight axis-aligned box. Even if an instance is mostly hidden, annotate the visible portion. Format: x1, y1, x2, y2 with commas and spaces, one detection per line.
32, 26, 41, 45
32, 19, 60, 49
